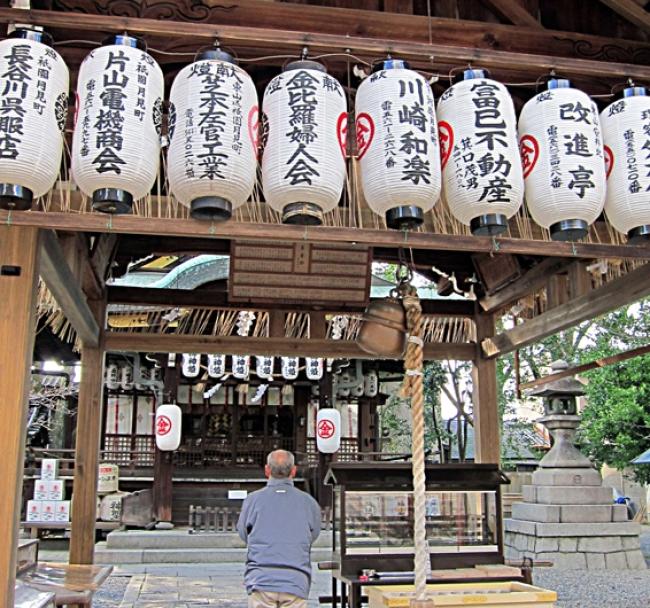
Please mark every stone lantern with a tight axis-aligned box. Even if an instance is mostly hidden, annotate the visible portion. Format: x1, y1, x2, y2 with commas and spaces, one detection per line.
529, 359, 592, 469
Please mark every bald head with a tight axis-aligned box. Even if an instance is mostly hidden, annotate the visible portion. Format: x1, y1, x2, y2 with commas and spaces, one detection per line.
266, 449, 296, 479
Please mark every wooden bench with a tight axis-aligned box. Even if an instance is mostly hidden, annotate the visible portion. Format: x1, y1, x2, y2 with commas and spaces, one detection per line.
19, 562, 113, 608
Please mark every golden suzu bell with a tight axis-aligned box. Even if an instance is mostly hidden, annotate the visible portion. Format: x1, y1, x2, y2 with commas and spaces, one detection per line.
357, 296, 406, 358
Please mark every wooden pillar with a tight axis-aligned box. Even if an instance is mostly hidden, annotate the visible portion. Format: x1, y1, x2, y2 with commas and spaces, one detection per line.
472, 311, 500, 464
69, 299, 106, 565
0, 226, 40, 606
153, 362, 178, 524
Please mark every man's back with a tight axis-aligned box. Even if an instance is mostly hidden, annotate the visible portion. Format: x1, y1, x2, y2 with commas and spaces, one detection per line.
237, 478, 321, 600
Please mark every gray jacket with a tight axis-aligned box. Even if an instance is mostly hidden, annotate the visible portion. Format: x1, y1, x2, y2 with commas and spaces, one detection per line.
237, 478, 321, 599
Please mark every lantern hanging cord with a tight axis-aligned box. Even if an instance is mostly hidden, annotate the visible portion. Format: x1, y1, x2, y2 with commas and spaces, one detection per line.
399, 281, 429, 601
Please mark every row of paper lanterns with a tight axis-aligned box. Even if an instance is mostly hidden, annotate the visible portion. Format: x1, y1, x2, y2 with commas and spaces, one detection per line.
182, 353, 324, 381
1, 30, 649, 242
154, 402, 342, 453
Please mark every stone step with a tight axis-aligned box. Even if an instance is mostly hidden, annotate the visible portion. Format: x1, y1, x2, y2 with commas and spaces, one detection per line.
511, 502, 628, 523
95, 542, 334, 565
106, 529, 333, 550
523, 484, 613, 505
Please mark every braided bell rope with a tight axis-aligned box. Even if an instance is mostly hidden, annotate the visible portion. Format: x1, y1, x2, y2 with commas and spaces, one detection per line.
400, 285, 428, 601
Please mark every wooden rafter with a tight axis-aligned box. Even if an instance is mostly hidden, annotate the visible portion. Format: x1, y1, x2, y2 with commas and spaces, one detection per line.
482, 0, 543, 29
1, 8, 650, 80
598, 0, 650, 35
106, 286, 476, 317
520, 343, 650, 391
104, 333, 476, 361
479, 257, 575, 313
482, 262, 650, 358
40, 230, 100, 347
3, 211, 649, 261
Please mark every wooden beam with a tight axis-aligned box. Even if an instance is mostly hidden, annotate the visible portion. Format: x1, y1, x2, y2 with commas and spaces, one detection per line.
69, 300, 106, 566
483, 0, 543, 28
598, 0, 650, 34
479, 257, 576, 313
40, 230, 100, 347
0, 226, 40, 605
520, 343, 650, 391
472, 311, 500, 464
40, 0, 650, 72
482, 262, 650, 357
1, 8, 650, 80
3, 211, 650, 261
106, 286, 476, 316
104, 333, 476, 361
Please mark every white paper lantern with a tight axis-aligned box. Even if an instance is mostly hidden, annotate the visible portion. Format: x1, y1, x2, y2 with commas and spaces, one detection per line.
72, 35, 163, 213
120, 364, 134, 390
364, 370, 379, 397
207, 354, 226, 378
519, 78, 606, 241
0, 29, 68, 210
168, 50, 258, 220
316, 408, 341, 453
232, 355, 250, 379
181, 353, 201, 378
105, 362, 120, 390
600, 86, 650, 243
261, 60, 347, 225
305, 357, 323, 380
256, 356, 274, 380
355, 59, 441, 229
155, 403, 182, 451
281, 356, 299, 380
437, 69, 523, 235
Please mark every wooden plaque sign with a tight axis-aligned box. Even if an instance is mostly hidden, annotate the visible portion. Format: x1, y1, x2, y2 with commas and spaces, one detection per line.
229, 241, 371, 306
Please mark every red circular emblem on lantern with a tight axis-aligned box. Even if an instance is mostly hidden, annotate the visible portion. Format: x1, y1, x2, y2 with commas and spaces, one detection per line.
604, 145, 614, 179
156, 415, 172, 436
248, 105, 260, 156
438, 120, 454, 170
519, 134, 539, 179
317, 419, 335, 439
336, 111, 348, 158
355, 112, 375, 160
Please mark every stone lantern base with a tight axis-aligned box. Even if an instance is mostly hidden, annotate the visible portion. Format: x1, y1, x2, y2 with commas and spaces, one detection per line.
504, 466, 646, 569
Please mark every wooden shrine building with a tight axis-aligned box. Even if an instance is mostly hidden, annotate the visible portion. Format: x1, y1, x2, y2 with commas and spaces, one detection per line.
3, 0, 650, 605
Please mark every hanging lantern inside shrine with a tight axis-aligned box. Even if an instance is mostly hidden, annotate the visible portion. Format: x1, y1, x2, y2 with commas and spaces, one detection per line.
600, 85, 650, 244
261, 59, 347, 225
519, 78, 606, 241
256, 356, 274, 380
0, 29, 69, 210
155, 403, 182, 451
72, 34, 164, 214
168, 49, 258, 220
355, 59, 441, 229
207, 354, 226, 378
316, 408, 341, 453
181, 353, 201, 378
281, 356, 299, 380
437, 69, 523, 235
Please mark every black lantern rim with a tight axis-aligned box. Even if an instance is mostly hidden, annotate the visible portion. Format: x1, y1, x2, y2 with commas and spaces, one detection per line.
385, 206, 424, 230
282, 202, 324, 225
470, 213, 509, 236
0, 184, 33, 211
195, 48, 236, 64
628, 225, 650, 244
103, 34, 147, 52
8, 28, 54, 47
190, 196, 233, 221
284, 59, 327, 73
92, 188, 134, 215
550, 219, 589, 242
